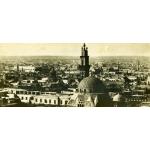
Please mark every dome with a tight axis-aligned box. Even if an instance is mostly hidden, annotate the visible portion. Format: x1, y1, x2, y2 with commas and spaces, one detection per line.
78, 77, 106, 93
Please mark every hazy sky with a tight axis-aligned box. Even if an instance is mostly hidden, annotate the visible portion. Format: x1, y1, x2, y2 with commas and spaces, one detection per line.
0, 43, 150, 56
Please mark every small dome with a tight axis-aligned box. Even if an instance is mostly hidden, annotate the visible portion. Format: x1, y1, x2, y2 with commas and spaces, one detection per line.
78, 77, 106, 93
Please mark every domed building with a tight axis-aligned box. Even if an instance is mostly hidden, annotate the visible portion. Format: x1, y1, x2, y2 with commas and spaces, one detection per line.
67, 44, 112, 107
78, 76, 106, 93
68, 76, 112, 107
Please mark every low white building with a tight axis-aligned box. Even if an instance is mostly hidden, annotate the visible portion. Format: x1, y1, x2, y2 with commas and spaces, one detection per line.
32, 94, 69, 106
32, 95, 58, 105
18, 94, 34, 103
3, 88, 70, 106
147, 76, 150, 85
14, 65, 35, 72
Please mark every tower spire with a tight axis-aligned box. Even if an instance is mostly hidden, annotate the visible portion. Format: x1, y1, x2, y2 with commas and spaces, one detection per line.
83, 43, 86, 49
79, 43, 90, 78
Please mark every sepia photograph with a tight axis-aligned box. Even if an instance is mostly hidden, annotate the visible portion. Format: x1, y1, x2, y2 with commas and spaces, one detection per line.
1, 1, 150, 150
0, 43, 150, 107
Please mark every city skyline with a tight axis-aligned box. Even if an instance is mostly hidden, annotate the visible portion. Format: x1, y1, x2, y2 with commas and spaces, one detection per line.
0, 43, 150, 57
0, 43, 150, 107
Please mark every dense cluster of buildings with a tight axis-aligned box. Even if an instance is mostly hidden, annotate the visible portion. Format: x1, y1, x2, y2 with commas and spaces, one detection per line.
0, 43, 150, 107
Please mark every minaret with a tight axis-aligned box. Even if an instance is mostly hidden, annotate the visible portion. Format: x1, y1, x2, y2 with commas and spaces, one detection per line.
137, 60, 140, 71
2, 73, 6, 85
117, 61, 120, 74
118, 61, 119, 71
17, 64, 19, 72
79, 43, 90, 78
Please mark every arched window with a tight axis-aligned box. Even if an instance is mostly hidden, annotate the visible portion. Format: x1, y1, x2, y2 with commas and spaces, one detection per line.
54, 100, 56, 104
45, 99, 47, 103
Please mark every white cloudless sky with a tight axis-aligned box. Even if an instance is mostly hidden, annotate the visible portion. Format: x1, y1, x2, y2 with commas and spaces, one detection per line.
0, 43, 150, 56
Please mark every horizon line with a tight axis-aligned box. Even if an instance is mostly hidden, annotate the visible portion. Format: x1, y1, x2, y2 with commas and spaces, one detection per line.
0, 55, 150, 57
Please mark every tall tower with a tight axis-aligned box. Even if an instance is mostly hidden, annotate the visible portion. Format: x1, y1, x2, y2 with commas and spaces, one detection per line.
137, 60, 140, 71
117, 61, 120, 74
79, 43, 90, 78
2, 73, 6, 85
17, 64, 19, 72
